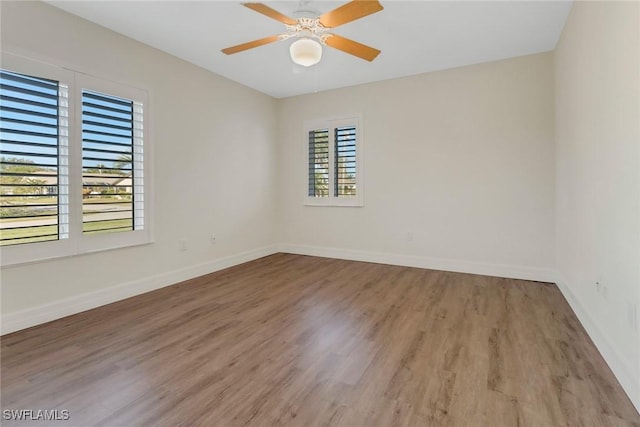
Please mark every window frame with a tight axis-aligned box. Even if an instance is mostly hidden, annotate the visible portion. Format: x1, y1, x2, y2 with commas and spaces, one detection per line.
304, 115, 364, 207
0, 52, 153, 266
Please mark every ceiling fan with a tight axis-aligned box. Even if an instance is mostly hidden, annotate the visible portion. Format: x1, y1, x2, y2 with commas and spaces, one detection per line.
221, 0, 384, 67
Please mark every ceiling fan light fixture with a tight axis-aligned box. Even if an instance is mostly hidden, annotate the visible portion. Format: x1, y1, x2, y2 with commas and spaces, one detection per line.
289, 38, 322, 67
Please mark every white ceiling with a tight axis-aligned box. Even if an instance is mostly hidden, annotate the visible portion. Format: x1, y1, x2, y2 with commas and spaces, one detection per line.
46, 1, 573, 98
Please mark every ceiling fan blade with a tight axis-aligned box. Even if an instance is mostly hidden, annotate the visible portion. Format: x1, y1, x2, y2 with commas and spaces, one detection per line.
319, 0, 383, 28
325, 34, 381, 62
221, 35, 282, 55
243, 3, 297, 25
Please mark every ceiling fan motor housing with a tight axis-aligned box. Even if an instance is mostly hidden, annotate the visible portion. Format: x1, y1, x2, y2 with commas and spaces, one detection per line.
286, 18, 330, 44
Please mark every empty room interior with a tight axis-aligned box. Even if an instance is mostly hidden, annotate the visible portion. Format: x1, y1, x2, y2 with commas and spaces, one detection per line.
1, 0, 639, 425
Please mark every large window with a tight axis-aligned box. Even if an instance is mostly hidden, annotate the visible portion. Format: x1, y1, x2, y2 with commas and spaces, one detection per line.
0, 54, 151, 266
305, 116, 363, 206
0, 70, 69, 246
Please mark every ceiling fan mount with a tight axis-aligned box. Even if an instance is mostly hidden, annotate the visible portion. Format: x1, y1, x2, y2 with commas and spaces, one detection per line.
221, 1, 384, 65
281, 17, 330, 43
291, 1, 321, 20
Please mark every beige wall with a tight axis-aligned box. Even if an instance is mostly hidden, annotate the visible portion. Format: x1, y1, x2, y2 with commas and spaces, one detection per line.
555, 1, 640, 409
278, 53, 556, 277
0, 2, 279, 323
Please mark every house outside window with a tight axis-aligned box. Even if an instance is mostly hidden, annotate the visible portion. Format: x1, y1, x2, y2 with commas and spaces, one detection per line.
0, 53, 152, 266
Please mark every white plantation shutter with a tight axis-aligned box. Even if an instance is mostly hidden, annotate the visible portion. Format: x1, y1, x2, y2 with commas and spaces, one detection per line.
0, 70, 69, 246
334, 125, 357, 197
81, 90, 144, 235
0, 53, 151, 266
308, 128, 330, 197
305, 116, 363, 207
132, 101, 144, 230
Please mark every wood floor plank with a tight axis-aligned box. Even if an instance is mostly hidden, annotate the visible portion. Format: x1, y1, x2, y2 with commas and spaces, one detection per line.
2, 253, 639, 426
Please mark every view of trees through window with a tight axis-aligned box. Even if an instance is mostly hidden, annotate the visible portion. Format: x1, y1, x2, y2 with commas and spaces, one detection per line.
0, 157, 61, 245
307, 124, 357, 199
308, 128, 329, 197
335, 125, 356, 197
81, 90, 135, 235
0, 70, 64, 246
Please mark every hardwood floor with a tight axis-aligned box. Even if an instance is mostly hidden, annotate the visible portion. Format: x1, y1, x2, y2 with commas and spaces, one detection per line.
2, 253, 639, 426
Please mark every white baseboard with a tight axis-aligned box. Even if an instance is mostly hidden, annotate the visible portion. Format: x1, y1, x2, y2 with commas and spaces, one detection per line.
556, 274, 640, 413
1, 245, 278, 335
277, 243, 557, 283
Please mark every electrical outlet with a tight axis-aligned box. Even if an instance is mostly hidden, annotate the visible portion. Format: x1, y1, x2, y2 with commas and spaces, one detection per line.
595, 281, 602, 293
179, 239, 187, 252
406, 232, 413, 242
210, 235, 217, 245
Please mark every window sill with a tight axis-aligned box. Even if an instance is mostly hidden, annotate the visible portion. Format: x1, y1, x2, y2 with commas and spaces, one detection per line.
0, 233, 153, 268
304, 197, 364, 207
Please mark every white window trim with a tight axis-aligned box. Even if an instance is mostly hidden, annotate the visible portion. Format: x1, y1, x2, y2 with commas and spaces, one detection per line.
304, 114, 364, 207
0, 52, 153, 267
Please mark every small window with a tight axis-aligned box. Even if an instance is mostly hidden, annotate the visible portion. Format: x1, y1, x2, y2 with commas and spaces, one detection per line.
305, 116, 363, 206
